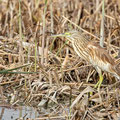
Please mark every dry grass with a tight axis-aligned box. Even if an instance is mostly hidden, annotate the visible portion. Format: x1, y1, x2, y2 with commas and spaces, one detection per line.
0, 0, 120, 119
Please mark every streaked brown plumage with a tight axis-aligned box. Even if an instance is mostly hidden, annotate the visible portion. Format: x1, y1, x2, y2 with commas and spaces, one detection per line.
52, 30, 120, 88
87, 42, 120, 78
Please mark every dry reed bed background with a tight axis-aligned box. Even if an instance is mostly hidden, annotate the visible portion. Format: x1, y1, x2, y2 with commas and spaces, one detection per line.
0, 0, 120, 119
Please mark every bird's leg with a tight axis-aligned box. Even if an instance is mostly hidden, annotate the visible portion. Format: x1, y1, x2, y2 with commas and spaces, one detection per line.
94, 68, 103, 89
94, 80, 100, 88
98, 73, 103, 89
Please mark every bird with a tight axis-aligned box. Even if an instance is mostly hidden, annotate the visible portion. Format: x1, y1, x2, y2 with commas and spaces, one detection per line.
52, 30, 120, 89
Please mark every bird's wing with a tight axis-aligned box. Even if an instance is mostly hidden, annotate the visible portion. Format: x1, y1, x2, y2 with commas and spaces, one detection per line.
87, 41, 120, 78
87, 42, 116, 72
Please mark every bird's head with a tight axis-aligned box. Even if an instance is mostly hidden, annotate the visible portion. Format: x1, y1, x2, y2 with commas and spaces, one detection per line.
51, 30, 79, 43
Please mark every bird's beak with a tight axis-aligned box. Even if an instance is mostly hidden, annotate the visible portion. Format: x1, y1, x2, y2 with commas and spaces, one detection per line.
51, 33, 65, 37
51, 33, 70, 43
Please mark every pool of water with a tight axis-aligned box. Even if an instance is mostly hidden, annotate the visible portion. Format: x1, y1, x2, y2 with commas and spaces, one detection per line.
0, 106, 38, 120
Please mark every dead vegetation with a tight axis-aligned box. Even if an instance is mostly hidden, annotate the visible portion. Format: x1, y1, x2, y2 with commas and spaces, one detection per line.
0, 0, 120, 119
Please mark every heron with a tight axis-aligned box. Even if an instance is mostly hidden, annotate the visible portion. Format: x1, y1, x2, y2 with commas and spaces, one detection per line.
52, 30, 120, 89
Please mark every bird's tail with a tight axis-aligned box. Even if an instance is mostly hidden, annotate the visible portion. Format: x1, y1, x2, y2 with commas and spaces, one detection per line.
114, 63, 120, 79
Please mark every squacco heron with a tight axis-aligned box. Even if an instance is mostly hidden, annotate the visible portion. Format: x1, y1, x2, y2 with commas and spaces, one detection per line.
52, 30, 120, 89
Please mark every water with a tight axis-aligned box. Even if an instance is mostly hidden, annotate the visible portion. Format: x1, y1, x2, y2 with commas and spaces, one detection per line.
0, 106, 38, 120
